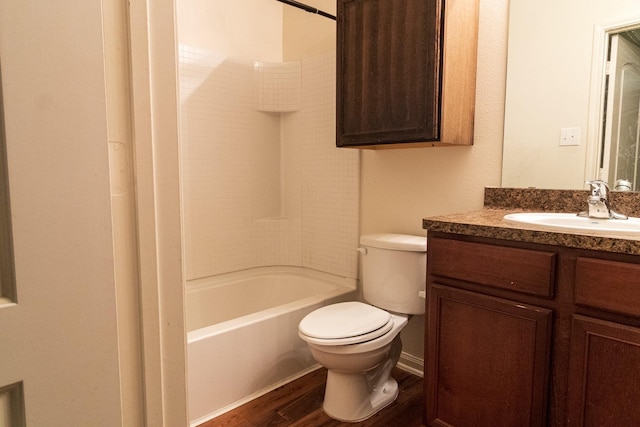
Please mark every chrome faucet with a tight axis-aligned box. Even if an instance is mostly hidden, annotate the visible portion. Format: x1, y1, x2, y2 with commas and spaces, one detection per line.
578, 180, 628, 219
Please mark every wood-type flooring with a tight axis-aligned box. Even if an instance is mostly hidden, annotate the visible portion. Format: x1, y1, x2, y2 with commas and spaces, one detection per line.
198, 367, 425, 427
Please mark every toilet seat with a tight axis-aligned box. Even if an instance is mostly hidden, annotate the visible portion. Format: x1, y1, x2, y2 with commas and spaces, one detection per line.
298, 301, 393, 346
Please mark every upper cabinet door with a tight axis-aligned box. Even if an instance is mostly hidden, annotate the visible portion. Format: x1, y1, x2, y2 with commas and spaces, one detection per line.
336, 0, 479, 149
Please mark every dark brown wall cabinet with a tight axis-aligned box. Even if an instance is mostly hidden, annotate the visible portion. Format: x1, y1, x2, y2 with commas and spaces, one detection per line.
336, 0, 479, 149
425, 233, 640, 427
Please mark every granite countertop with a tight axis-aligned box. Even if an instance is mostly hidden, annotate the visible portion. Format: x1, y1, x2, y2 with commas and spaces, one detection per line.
422, 188, 640, 255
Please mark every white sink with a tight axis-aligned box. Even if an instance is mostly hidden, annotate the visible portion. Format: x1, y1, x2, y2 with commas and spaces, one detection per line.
503, 212, 640, 239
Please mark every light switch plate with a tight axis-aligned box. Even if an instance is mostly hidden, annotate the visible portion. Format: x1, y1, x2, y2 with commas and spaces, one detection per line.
560, 127, 581, 146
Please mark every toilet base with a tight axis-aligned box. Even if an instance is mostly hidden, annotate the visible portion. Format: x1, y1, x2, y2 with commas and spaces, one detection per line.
321, 336, 402, 422
323, 372, 399, 422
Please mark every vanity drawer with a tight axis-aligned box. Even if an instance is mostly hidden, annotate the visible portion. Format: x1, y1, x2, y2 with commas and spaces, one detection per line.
429, 238, 556, 297
575, 257, 640, 317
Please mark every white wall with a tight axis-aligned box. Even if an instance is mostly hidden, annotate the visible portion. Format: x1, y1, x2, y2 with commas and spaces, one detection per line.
502, 0, 639, 189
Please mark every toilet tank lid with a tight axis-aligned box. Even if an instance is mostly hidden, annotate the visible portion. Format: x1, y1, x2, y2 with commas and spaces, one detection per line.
360, 233, 427, 252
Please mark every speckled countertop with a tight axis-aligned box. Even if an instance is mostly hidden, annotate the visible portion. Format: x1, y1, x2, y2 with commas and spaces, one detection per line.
422, 187, 640, 255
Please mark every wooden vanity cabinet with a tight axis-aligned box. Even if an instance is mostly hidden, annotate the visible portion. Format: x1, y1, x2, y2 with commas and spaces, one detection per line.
425, 232, 640, 427
428, 284, 552, 427
336, 0, 479, 149
566, 315, 640, 426
425, 236, 555, 427
566, 257, 640, 426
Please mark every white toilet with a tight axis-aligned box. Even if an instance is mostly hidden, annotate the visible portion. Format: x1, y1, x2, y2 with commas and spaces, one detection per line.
298, 233, 427, 422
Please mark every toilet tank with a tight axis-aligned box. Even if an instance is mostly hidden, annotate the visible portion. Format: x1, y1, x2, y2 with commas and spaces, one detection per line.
360, 233, 427, 315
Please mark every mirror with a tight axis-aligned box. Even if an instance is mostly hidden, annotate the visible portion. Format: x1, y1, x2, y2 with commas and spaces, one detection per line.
501, 0, 640, 190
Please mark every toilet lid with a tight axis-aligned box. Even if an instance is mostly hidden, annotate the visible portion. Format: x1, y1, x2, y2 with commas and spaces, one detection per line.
299, 301, 392, 343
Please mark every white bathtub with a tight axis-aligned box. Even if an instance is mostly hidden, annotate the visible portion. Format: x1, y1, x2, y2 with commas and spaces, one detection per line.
186, 266, 357, 426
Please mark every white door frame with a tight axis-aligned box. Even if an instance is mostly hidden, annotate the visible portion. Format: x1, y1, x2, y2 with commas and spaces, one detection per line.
588, 17, 640, 183
128, 1, 189, 425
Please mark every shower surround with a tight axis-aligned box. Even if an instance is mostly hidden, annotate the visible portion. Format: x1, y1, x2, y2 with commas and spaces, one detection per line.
179, 46, 359, 281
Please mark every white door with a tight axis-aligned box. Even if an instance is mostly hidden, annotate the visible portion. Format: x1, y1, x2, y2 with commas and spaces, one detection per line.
601, 33, 640, 188
0, 2, 123, 426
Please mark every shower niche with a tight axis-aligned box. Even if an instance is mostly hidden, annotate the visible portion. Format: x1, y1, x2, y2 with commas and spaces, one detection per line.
253, 60, 301, 222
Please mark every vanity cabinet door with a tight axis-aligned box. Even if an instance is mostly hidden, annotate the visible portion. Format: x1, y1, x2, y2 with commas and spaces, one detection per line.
566, 315, 640, 426
426, 284, 552, 427
336, 0, 479, 148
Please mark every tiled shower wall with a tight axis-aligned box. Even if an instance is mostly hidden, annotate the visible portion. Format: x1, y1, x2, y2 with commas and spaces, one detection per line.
179, 46, 359, 281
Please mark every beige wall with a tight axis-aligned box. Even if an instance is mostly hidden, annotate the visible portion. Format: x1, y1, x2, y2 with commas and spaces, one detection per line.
283, 0, 337, 60
178, 0, 284, 61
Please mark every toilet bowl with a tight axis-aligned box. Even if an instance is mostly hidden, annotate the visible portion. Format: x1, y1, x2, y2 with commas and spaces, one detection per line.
298, 233, 427, 422
299, 301, 408, 421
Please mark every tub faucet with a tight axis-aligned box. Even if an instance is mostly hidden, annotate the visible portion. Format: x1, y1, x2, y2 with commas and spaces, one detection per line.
578, 180, 628, 219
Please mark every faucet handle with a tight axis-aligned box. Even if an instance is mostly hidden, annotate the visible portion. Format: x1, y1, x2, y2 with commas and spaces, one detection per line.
585, 180, 609, 198
583, 179, 628, 219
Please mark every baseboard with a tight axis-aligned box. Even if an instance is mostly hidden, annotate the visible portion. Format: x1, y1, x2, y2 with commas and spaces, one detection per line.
397, 351, 424, 377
